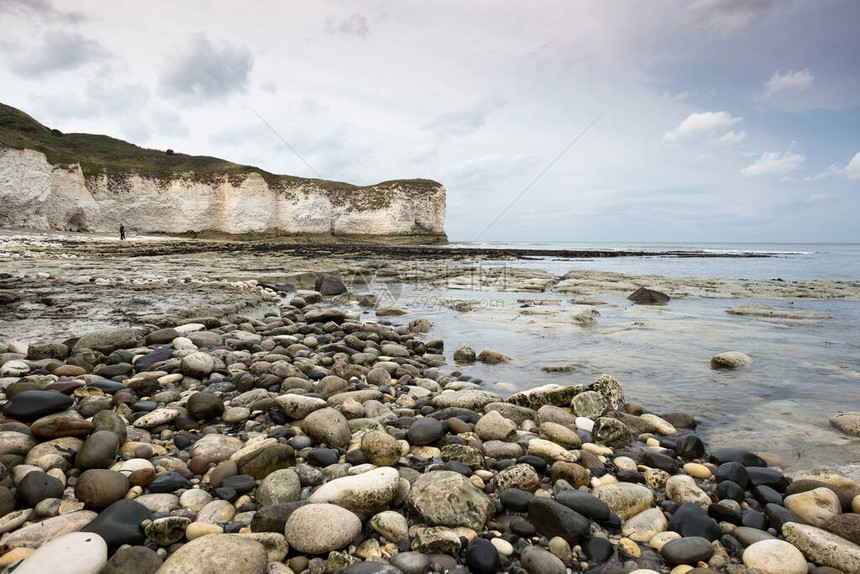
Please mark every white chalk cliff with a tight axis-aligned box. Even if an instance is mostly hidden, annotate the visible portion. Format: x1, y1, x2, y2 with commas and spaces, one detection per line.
0, 146, 446, 238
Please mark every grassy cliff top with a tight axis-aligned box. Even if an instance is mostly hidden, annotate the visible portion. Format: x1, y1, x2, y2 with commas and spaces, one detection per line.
0, 102, 441, 192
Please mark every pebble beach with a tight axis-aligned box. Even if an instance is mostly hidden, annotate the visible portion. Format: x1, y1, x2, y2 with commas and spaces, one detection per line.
0, 232, 859, 574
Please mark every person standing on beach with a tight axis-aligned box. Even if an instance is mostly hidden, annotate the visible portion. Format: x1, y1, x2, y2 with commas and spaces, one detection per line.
120, 224, 126, 240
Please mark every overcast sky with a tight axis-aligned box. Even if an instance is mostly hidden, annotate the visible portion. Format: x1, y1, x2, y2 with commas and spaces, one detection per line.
1, 0, 858, 243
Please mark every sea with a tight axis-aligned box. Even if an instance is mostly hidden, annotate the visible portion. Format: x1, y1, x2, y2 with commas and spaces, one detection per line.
382, 242, 860, 474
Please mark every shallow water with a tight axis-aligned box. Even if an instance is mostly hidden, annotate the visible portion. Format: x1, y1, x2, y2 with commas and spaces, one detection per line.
363, 280, 860, 476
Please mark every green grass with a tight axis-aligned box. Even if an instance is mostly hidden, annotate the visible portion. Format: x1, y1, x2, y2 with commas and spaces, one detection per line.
0, 102, 441, 195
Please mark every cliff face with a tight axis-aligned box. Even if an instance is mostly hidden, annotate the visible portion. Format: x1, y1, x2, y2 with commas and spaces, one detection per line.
0, 146, 446, 238
0, 103, 446, 239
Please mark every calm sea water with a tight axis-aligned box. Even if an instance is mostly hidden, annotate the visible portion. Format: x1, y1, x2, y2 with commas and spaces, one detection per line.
444, 242, 860, 282
382, 242, 860, 475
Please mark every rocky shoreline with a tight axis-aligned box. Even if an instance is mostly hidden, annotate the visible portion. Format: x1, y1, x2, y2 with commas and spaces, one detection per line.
0, 279, 858, 574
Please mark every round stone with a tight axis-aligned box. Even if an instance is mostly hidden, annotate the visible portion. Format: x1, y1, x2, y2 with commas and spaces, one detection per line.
179, 352, 216, 378
361, 430, 402, 467
284, 503, 362, 554
101, 545, 163, 574
76, 430, 120, 469
465, 537, 501, 574
157, 533, 267, 573
302, 408, 351, 448
406, 418, 445, 446
742, 539, 807, 574
13, 531, 107, 574
17, 471, 64, 507
75, 469, 130, 510
145, 516, 192, 546
661, 536, 714, 565
186, 392, 225, 420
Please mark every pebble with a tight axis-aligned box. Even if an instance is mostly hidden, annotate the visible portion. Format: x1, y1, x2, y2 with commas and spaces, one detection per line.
284, 503, 362, 554
157, 533, 267, 574
660, 536, 714, 565
742, 539, 808, 574
13, 531, 107, 574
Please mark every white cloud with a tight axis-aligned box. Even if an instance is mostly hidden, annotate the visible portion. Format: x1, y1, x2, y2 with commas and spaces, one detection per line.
713, 130, 746, 145
687, 0, 784, 34
663, 111, 742, 143
846, 152, 860, 180
804, 193, 832, 203
741, 150, 806, 176
763, 69, 813, 98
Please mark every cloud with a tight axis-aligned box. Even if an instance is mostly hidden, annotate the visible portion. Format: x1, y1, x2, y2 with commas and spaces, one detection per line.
10, 30, 108, 77
326, 13, 370, 39
687, 0, 784, 34
159, 34, 253, 102
424, 100, 503, 137
846, 152, 860, 180
1, 0, 86, 23
713, 130, 746, 145
260, 81, 277, 94
663, 111, 742, 143
762, 69, 813, 98
804, 193, 833, 204
741, 149, 805, 176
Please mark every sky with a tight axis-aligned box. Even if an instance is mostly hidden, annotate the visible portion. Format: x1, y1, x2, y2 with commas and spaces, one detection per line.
1, 0, 858, 243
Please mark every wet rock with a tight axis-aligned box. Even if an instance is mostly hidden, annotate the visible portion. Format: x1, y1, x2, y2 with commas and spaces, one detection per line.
830, 411, 860, 437
627, 287, 669, 304
315, 273, 347, 295
710, 351, 752, 369
453, 346, 476, 363
477, 349, 511, 364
